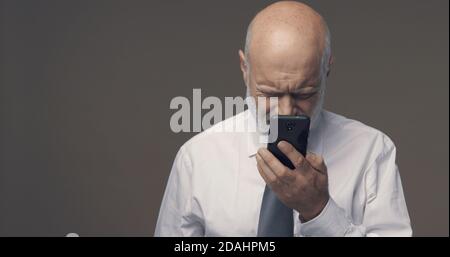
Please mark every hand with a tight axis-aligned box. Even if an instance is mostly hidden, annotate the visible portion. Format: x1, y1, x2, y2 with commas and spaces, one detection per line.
256, 141, 329, 222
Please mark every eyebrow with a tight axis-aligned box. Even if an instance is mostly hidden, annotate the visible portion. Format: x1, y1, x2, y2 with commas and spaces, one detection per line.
256, 83, 320, 94
255, 84, 283, 93
291, 86, 320, 93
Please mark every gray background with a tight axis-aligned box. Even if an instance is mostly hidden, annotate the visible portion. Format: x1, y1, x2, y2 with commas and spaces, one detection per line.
1, 0, 448, 236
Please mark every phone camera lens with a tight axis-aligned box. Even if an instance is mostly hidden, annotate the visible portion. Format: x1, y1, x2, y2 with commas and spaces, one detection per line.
286, 121, 295, 131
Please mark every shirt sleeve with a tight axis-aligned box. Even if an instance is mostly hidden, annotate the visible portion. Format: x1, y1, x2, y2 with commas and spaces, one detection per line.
154, 146, 205, 236
299, 135, 412, 237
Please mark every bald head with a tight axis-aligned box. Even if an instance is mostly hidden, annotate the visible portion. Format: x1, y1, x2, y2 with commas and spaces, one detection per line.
240, 1, 332, 127
244, 1, 331, 76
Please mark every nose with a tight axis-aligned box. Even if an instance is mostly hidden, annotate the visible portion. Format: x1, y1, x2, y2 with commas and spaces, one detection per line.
277, 95, 296, 116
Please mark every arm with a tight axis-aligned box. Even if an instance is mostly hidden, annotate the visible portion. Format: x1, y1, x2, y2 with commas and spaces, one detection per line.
300, 138, 412, 237
154, 147, 205, 236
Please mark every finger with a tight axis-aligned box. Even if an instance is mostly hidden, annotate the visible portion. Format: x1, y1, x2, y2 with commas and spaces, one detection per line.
256, 160, 284, 196
256, 160, 270, 184
277, 141, 307, 171
257, 148, 296, 183
256, 153, 287, 189
256, 153, 277, 184
306, 152, 327, 175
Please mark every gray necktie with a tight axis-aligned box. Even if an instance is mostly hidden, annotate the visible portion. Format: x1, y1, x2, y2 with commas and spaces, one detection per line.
257, 185, 294, 237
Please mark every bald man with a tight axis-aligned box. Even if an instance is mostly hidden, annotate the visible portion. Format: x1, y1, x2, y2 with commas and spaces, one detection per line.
155, 1, 412, 237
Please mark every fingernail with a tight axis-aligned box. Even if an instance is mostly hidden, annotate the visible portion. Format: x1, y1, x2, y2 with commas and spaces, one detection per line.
278, 141, 287, 148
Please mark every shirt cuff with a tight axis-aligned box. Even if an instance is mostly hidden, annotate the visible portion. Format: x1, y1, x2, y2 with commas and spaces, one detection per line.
299, 197, 351, 237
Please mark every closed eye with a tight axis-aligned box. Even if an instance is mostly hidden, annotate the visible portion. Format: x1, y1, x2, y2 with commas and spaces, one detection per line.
293, 91, 318, 100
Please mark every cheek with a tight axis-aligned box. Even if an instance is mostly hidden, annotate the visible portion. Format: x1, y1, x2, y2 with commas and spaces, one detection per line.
264, 98, 274, 113
254, 97, 273, 113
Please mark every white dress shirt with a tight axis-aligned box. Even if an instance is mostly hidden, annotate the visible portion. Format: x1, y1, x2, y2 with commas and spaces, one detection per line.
154, 110, 412, 236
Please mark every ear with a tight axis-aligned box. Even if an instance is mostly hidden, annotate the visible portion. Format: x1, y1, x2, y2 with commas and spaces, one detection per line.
326, 54, 334, 77
238, 49, 249, 85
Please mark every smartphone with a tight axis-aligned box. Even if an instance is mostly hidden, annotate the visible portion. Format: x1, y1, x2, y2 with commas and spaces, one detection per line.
267, 115, 310, 169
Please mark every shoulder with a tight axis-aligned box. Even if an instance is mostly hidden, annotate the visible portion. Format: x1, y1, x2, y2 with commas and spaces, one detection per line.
322, 110, 396, 158
177, 110, 249, 162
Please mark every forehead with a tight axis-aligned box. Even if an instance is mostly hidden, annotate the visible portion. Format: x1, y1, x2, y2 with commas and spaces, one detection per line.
249, 32, 323, 86
250, 48, 322, 87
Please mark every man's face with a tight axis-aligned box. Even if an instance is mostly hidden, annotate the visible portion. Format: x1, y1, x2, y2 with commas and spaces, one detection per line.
245, 45, 325, 120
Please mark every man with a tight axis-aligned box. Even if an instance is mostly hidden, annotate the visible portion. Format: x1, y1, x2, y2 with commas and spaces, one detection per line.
155, 1, 412, 236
